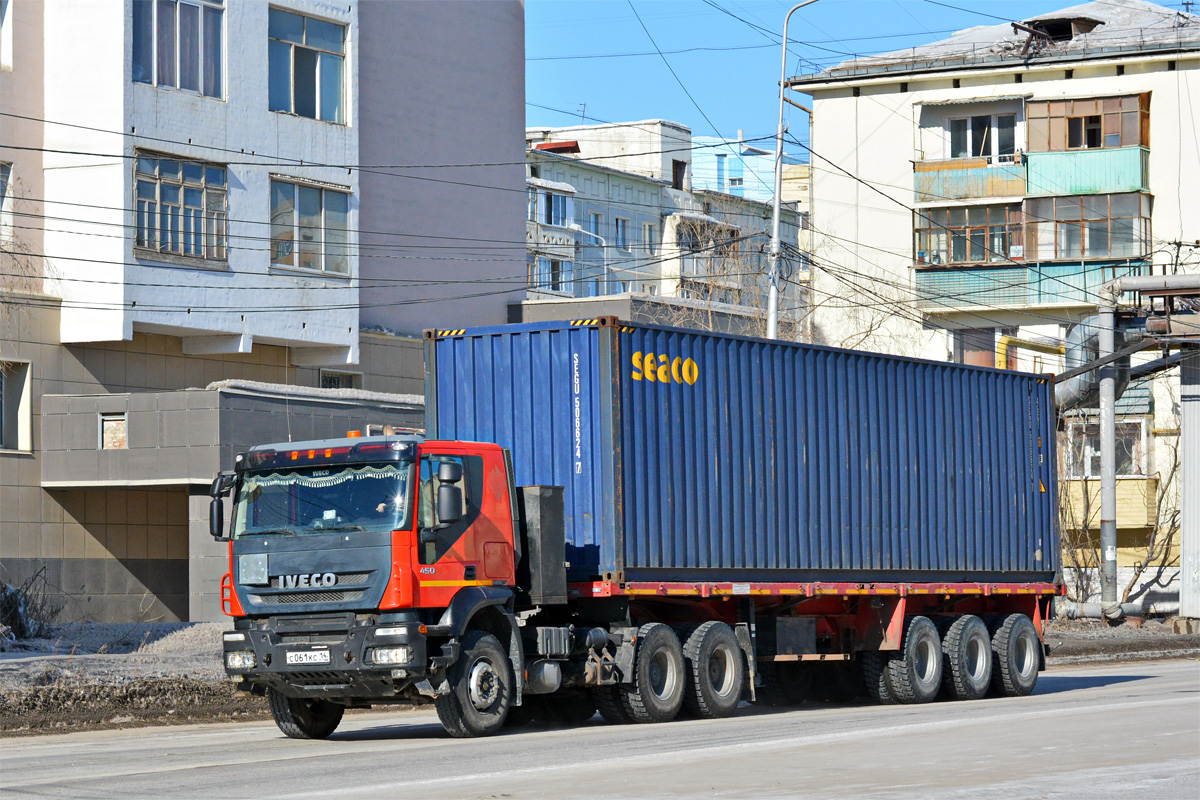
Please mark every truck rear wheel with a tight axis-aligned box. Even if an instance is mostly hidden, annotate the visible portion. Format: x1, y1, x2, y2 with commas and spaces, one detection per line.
435, 630, 512, 738
940, 615, 992, 701
756, 660, 812, 706
592, 685, 633, 724
989, 614, 1040, 697
886, 616, 943, 704
681, 621, 744, 719
620, 623, 686, 723
862, 651, 896, 705
267, 689, 344, 740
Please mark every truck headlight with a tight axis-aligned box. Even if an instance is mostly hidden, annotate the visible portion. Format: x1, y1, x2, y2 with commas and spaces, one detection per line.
373, 626, 408, 637
226, 651, 257, 670
372, 646, 411, 665
223, 632, 246, 642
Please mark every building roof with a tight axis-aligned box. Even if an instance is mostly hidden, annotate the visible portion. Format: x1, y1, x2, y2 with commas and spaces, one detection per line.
789, 0, 1200, 86
528, 147, 670, 187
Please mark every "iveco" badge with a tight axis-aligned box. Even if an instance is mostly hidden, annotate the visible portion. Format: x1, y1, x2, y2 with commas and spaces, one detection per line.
281, 572, 337, 589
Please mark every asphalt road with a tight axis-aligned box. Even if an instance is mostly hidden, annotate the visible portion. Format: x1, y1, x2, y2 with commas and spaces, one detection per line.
3, 659, 1197, 800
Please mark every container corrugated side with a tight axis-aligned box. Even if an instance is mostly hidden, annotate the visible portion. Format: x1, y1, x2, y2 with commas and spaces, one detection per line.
618, 325, 1058, 582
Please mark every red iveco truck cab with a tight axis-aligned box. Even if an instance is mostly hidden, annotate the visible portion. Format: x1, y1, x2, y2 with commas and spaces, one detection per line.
214, 320, 1061, 739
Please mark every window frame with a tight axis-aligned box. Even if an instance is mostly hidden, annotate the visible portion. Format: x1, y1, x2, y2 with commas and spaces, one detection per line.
947, 112, 1019, 162
132, 0, 224, 99
1026, 94, 1149, 153
532, 256, 573, 294
1023, 192, 1151, 261
914, 203, 1023, 267
267, 6, 347, 124
134, 151, 229, 263
614, 217, 630, 250
319, 370, 362, 389
1064, 417, 1149, 479
0, 162, 11, 245
0, 360, 31, 452
642, 221, 656, 255
269, 178, 351, 275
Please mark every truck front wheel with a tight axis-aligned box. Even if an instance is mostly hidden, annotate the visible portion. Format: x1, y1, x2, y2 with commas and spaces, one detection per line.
621, 623, 686, 723
435, 630, 513, 738
267, 689, 345, 740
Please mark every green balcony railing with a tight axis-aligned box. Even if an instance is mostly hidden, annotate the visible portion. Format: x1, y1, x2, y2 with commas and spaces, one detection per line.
914, 260, 1145, 311
913, 157, 1026, 203
1025, 147, 1150, 197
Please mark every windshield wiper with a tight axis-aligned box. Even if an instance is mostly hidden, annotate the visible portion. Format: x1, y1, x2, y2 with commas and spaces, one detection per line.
243, 528, 299, 537
319, 523, 367, 532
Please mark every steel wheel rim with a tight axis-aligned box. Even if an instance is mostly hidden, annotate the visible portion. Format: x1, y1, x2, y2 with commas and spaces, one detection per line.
468, 658, 500, 710
1016, 633, 1037, 678
915, 637, 937, 684
708, 644, 737, 698
648, 649, 679, 701
967, 635, 987, 682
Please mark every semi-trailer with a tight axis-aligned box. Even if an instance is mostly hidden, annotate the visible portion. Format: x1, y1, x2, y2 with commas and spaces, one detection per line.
214, 318, 1061, 738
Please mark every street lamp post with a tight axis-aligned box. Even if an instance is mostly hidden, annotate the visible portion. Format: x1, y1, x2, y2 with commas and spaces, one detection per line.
571, 224, 610, 297
767, 0, 820, 340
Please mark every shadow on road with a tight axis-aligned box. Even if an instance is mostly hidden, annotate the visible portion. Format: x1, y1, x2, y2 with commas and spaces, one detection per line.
1033, 673, 1150, 695
331, 720, 449, 742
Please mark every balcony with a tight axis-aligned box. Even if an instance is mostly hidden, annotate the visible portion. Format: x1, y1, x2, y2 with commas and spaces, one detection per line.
1062, 476, 1158, 530
913, 157, 1026, 203
1025, 147, 1149, 197
914, 260, 1144, 312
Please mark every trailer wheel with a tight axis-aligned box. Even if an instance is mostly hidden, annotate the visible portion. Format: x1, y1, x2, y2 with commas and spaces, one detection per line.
940, 615, 992, 701
435, 630, 512, 738
988, 614, 1040, 697
886, 616, 943, 704
267, 689, 344, 739
862, 651, 896, 705
681, 621, 744, 719
620, 623, 686, 723
810, 660, 863, 703
756, 660, 812, 706
592, 685, 633, 725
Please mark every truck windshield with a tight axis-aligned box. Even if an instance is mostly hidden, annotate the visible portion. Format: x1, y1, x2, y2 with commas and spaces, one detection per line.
232, 462, 414, 538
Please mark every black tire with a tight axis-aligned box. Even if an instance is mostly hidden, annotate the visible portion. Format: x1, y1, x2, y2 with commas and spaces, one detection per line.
536, 691, 598, 726
681, 621, 745, 719
886, 616, 943, 705
862, 651, 896, 705
434, 630, 513, 738
592, 685, 633, 724
620, 623, 686, 723
810, 660, 863, 703
756, 660, 813, 706
267, 688, 344, 739
989, 614, 1040, 697
940, 615, 993, 701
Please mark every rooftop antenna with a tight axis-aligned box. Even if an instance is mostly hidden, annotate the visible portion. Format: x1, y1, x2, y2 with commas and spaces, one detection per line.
578, 103, 587, 124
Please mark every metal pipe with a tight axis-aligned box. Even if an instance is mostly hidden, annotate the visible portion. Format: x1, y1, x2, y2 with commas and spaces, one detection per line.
1058, 601, 1144, 620
1104, 274, 1200, 299
1098, 304, 1119, 606
768, 0, 821, 340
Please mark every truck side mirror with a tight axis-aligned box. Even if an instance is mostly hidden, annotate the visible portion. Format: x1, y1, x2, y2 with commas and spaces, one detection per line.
437, 461, 463, 483
209, 472, 235, 541
437, 484, 463, 526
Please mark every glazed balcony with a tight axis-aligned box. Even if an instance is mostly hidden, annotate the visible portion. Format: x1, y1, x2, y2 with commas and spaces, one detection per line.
913, 156, 1026, 203
914, 260, 1145, 312
1025, 146, 1149, 197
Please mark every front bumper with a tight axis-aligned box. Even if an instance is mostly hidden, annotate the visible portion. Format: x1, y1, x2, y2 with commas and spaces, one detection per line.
222, 622, 429, 700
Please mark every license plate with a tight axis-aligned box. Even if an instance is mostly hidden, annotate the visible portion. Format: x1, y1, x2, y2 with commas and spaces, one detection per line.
286, 649, 331, 665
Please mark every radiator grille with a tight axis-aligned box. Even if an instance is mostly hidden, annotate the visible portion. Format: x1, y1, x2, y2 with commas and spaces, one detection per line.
256, 590, 366, 605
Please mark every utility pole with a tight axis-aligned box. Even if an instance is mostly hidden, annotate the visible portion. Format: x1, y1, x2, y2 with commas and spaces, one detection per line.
1097, 300, 1119, 612
768, 0, 820, 340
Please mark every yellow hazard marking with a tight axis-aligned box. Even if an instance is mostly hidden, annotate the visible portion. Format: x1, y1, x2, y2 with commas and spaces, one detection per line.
419, 580, 497, 588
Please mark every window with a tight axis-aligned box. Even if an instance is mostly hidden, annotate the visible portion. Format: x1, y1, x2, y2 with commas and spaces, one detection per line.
268, 7, 346, 123
1, 0, 12, 70
319, 370, 361, 389
615, 218, 629, 250
0, 162, 11, 244
914, 204, 1022, 266
672, 159, 686, 190
132, 0, 223, 98
728, 177, 744, 188
542, 193, 568, 227
135, 153, 227, 260
270, 180, 350, 273
1024, 193, 1151, 260
526, 187, 536, 222
417, 454, 482, 564
100, 413, 128, 450
1065, 419, 1147, 479
588, 212, 602, 237
642, 222, 656, 255
532, 257, 573, 293
1026, 95, 1148, 152
0, 361, 31, 451
948, 113, 1017, 161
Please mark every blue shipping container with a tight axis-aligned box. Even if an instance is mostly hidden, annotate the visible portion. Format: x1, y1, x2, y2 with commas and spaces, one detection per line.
426, 320, 1059, 584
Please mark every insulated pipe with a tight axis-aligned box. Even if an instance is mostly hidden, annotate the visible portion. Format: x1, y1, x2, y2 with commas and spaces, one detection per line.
1098, 304, 1119, 606
1104, 274, 1200, 299
996, 336, 1066, 371
1058, 601, 1144, 620
1055, 316, 1135, 410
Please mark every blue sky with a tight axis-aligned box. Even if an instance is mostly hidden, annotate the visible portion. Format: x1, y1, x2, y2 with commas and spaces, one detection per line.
525, 0, 1151, 150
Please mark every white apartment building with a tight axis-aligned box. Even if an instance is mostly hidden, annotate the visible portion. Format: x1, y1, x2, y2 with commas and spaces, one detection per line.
790, 0, 1199, 606
0, 0, 525, 622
